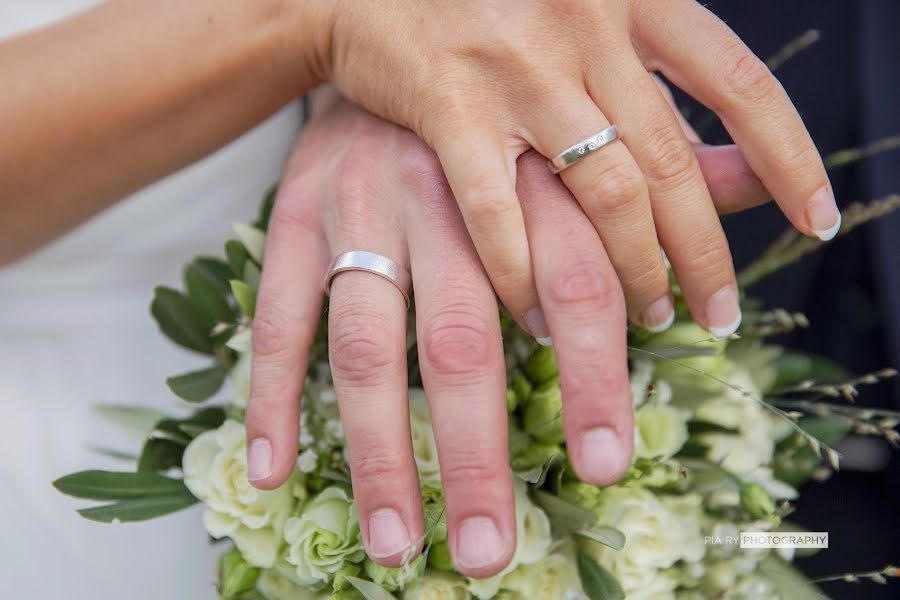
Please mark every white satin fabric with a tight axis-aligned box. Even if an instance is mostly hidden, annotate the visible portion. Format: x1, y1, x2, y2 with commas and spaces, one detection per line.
0, 3, 301, 597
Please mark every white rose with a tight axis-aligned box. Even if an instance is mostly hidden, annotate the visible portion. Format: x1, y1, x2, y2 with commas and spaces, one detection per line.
634, 402, 690, 459
409, 388, 441, 481
183, 420, 297, 568
283, 486, 365, 586
582, 487, 705, 595
468, 480, 552, 599
402, 571, 470, 600
500, 542, 587, 600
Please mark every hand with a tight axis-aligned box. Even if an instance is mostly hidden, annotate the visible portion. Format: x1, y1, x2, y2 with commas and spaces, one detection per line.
245, 92, 771, 576
318, 0, 838, 338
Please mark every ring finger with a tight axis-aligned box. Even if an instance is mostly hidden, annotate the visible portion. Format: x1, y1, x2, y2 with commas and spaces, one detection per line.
325, 208, 423, 567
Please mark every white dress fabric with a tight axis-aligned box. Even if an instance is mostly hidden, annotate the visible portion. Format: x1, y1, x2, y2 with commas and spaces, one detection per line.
0, 3, 302, 597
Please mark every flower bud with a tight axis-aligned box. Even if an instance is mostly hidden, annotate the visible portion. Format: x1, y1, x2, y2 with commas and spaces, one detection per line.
332, 563, 362, 592
511, 370, 533, 403
217, 547, 260, 599
524, 345, 558, 384
427, 540, 455, 571
364, 555, 425, 591
740, 482, 775, 519
523, 383, 565, 445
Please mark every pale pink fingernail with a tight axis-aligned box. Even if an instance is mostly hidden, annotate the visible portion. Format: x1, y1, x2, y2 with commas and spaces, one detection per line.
456, 517, 505, 570
247, 438, 272, 482
808, 187, 841, 241
641, 296, 675, 333
367, 509, 411, 558
580, 427, 629, 484
524, 307, 552, 346
705, 285, 742, 339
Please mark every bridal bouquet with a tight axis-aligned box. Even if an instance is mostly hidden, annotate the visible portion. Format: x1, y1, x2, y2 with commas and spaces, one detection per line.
54, 183, 900, 599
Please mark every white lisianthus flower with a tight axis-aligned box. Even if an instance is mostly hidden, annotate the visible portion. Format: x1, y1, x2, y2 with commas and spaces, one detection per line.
468, 480, 552, 599
582, 487, 705, 596
402, 570, 470, 600
499, 542, 587, 600
634, 402, 690, 459
409, 388, 441, 481
183, 420, 298, 568
283, 486, 365, 586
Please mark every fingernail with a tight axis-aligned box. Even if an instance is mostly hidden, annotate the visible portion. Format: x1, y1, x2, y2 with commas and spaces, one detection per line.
524, 307, 552, 346
705, 285, 742, 339
641, 296, 675, 333
247, 438, 272, 482
367, 509, 411, 558
456, 517, 505, 570
580, 427, 628, 484
808, 187, 841, 241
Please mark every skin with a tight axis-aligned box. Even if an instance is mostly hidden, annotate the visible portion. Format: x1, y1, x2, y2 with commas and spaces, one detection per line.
0, 0, 833, 577
250, 91, 772, 576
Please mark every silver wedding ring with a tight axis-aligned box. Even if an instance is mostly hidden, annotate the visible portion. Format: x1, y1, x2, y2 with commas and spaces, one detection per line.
324, 250, 412, 309
548, 125, 620, 174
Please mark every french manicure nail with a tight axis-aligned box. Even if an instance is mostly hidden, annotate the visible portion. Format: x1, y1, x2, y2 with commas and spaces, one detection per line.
367, 509, 411, 558
456, 517, 505, 570
247, 438, 272, 482
705, 285, 742, 339
808, 187, 841, 241
641, 296, 675, 333
580, 427, 628, 484
524, 307, 552, 346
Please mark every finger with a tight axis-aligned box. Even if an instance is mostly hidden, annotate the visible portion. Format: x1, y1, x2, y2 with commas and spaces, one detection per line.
636, 0, 841, 240
517, 150, 633, 485
652, 74, 771, 212
405, 179, 515, 578
586, 52, 742, 337
432, 127, 549, 343
695, 144, 770, 214
247, 182, 328, 490
326, 226, 423, 567
528, 90, 674, 333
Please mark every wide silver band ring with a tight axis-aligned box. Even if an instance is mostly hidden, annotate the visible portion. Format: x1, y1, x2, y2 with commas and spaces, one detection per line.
324, 251, 412, 309
548, 125, 620, 174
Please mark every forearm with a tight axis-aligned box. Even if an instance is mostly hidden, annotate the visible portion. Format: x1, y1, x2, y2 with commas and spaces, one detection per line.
0, 0, 331, 263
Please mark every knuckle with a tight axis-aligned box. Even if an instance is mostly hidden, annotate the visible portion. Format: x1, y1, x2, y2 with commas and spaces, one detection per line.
329, 308, 397, 384
581, 162, 646, 214
720, 49, 779, 107
252, 308, 292, 358
642, 122, 697, 185
565, 368, 630, 405
459, 181, 517, 226
352, 451, 407, 484
548, 260, 620, 310
682, 234, 734, 280
439, 448, 504, 488
422, 308, 495, 377
776, 137, 821, 176
622, 254, 668, 298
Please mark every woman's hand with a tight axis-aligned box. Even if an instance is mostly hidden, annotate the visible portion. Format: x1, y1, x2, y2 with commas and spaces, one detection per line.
318, 0, 839, 338
245, 92, 771, 576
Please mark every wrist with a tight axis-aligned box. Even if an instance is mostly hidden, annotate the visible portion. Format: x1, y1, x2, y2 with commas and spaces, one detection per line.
275, 0, 337, 92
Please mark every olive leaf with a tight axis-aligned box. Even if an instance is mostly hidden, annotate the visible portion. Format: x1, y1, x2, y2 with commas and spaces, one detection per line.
77, 494, 198, 523
151, 286, 214, 354
577, 551, 625, 600
166, 365, 228, 403
231, 280, 257, 318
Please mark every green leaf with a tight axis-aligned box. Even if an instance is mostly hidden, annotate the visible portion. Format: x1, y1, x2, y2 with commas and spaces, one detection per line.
577, 525, 626, 551
225, 239, 251, 279
150, 286, 214, 354
137, 408, 225, 473
233, 223, 266, 264
166, 365, 228, 403
533, 490, 597, 534
53, 470, 189, 500
192, 257, 235, 293
77, 493, 198, 523
577, 551, 625, 600
185, 263, 235, 330
231, 280, 257, 318
243, 260, 262, 291
758, 556, 828, 600
344, 576, 397, 600
255, 184, 278, 230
